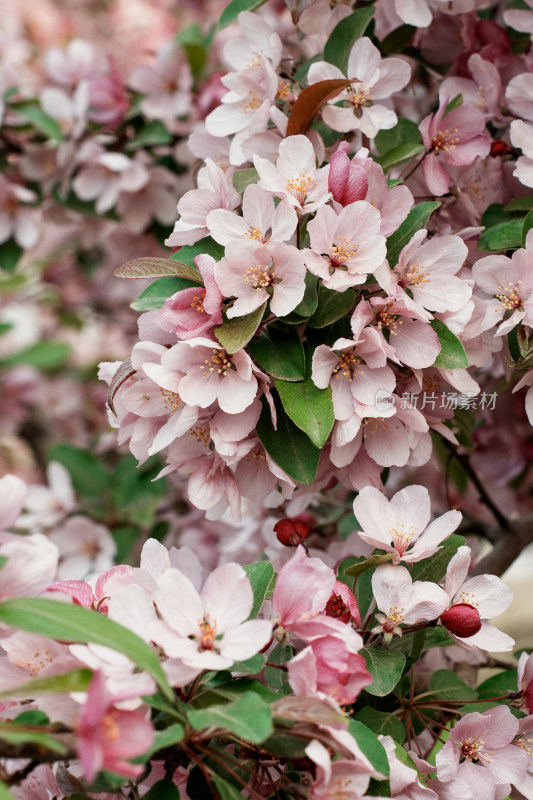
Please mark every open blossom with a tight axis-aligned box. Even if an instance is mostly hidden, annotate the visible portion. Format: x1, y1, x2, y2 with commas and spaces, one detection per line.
371, 564, 449, 641
305, 738, 376, 800
158, 254, 223, 340
442, 546, 514, 652
271, 545, 336, 631
0, 176, 40, 249
420, 96, 491, 196
206, 183, 297, 246
307, 37, 411, 138
472, 248, 533, 336
149, 562, 272, 672
510, 119, 533, 188
436, 706, 529, 800
77, 670, 154, 783
215, 239, 306, 318
303, 201, 386, 291
72, 145, 149, 214
353, 484, 462, 564
129, 41, 192, 122
254, 135, 330, 213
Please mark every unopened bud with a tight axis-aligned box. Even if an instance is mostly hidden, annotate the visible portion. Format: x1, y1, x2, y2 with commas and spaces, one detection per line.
441, 603, 482, 638
274, 518, 310, 547
490, 141, 514, 158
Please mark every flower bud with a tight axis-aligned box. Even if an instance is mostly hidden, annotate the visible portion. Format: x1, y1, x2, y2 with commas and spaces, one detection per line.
328, 142, 368, 206
440, 603, 482, 638
490, 141, 514, 158
274, 517, 310, 547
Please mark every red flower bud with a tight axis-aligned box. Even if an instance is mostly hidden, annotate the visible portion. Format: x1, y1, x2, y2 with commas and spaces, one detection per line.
441, 603, 482, 638
490, 141, 514, 158
325, 593, 351, 623
274, 517, 310, 547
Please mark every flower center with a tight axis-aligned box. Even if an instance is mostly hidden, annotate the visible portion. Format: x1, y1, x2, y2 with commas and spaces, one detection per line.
160, 387, 182, 414
242, 226, 262, 241
102, 710, 121, 742
431, 128, 460, 153
285, 173, 315, 205
241, 91, 261, 114
197, 616, 217, 650
244, 263, 273, 290
332, 349, 363, 382
376, 305, 402, 334
347, 82, 372, 108
402, 262, 431, 288
390, 522, 417, 555
460, 734, 490, 764
325, 593, 349, 619
330, 237, 357, 268
385, 604, 405, 631
201, 349, 232, 377
495, 278, 523, 311
190, 294, 205, 312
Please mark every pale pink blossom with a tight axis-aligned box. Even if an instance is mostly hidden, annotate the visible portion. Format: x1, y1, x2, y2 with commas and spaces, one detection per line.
48, 516, 116, 581
504, 0, 533, 34
215, 239, 306, 318
305, 738, 376, 799
207, 183, 297, 246
72, 146, 149, 214
158, 254, 223, 340
116, 165, 179, 233
442, 545, 514, 651
303, 201, 386, 291
271, 545, 336, 631
149, 562, 272, 672
222, 11, 282, 71
379, 735, 439, 799
129, 41, 193, 122
510, 119, 533, 188
0, 532, 58, 602
435, 706, 529, 800
254, 135, 330, 213
353, 484, 462, 564
0, 474, 27, 531
307, 37, 411, 138
371, 564, 449, 641
45, 39, 98, 88
506, 72, 533, 122
77, 670, 154, 783
0, 176, 40, 249
472, 249, 533, 336
440, 55, 502, 122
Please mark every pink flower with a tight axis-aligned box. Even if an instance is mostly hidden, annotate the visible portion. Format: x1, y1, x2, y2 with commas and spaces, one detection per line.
307, 37, 411, 138
72, 146, 149, 214
305, 738, 376, 799
328, 142, 369, 206
353, 484, 462, 564
0, 474, 27, 531
206, 183, 297, 246
158, 254, 223, 340
420, 97, 491, 196
303, 201, 386, 291
510, 119, 533, 188
0, 532, 58, 603
518, 652, 533, 713
472, 249, 533, 336
129, 42, 193, 122
149, 562, 272, 671
0, 176, 40, 249
288, 638, 370, 706
371, 564, 449, 641
254, 135, 330, 214
435, 706, 529, 800
271, 546, 336, 631
215, 239, 306, 318
77, 671, 154, 783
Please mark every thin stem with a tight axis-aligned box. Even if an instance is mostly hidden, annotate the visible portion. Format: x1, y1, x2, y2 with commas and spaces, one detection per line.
401, 152, 426, 182
196, 744, 265, 800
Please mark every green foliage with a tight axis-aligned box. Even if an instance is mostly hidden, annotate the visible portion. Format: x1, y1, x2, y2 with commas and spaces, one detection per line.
431, 319, 468, 369
131, 276, 198, 311
354, 707, 405, 742
348, 720, 390, 776
188, 691, 274, 743
307, 285, 355, 328
0, 341, 71, 371
429, 669, 478, 701
231, 654, 266, 675
386, 201, 441, 267
11, 100, 63, 140
116, 257, 203, 281
323, 7, 375, 73
243, 560, 275, 618
0, 239, 23, 272
522, 206, 533, 247
375, 118, 422, 154
380, 25, 416, 55
176, 23, 214, 78
362, 647, 407, 697
478, 219, 524, 252
136, 724, 185, 762
0, 669, 92, 701
248, 325, 306, 380
170, 237, 224, 266
344, 553, 395, 578
477, 670, 517, 699
214, 302, 266, 353
276, 374, 334, 448
143, 780, 181, 800
410, 533, 465, 582
376, 143, 425, 172
0, 598, 173, 699
282, 271, 319, 320
233, 167, 259, 194
256, 392, 321, 484
219, 0, 268, 28
443, 93, 463, 116
48, 444, 109, 498
265, 642, 293, 694
126, 121, 172, 151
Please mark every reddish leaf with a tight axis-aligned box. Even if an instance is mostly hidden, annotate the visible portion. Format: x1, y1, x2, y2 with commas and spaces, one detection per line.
286, 78, 351, 137
107, 358, 136, 415
114, 257, 203, 283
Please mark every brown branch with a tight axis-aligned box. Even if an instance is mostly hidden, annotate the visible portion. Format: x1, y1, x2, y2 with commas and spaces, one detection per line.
470, 513, 533, 577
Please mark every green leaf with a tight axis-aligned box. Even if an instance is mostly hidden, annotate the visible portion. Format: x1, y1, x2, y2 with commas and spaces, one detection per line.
323, 7, 375, 73
386, 201, 441, 267
504, 196, 533, 213
211, 775, 245, 800
377, 142, 425, 172
380, 25, 416, 55
375, 118, 422, 155
430, 669, 478, 701
130, 276, 199, 311
0, 239, 23, 273
248, 326, 305, 381
219, 0, 268, 28
111, 455, 167, 528
243, 561, 275, 618
265, 642, 292, 694
233, 167, 259, 194
13, 710, 50, 725
11, 101, 63, 140
0, 722, 67, 754
256, 392, 321, 484
0, 598, 173, 700
444, 93, 463, 116
344, 553, 395, 577
362, 647, 406, 696
48, 444, 109, 498
188, 691, 273, 743
431, 319, 468, 369
348, 720, 389, 777
292, 271, 319, 317
0, 556, 7, 571
126, 121, 172, 151
0, 668, 92, 701
114, 257, 203, 282
276, 376, 334, 448
231, 653, 266, 675
354, 707, 405, 743
135, 723, 185, 762
522, 206, 533, 248
177, 24, 212, 78
478, 219, 524, 252
0, 781, 15, 800
143, 780, 181, 800
0, 341, 70, 371
307, 285, 355, 328
476, 670, 517, 700
410, 533, 465, 583
214, 302, 266, 353
171, 237, 224, 266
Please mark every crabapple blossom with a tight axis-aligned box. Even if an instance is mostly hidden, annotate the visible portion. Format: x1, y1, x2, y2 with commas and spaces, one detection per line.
510, 119, 533, 188
72, 146, 148, 215
328, 142, 369, 206
271, 545, 336, 632
371, 564, 449, 641
149, 562, 272, 673
518, 652, 533, 714
0, 176, 40, 249
307, 38, 411, 138
303, 200, 386, 291
254, 134, 330, 213
472, 248, 533, 336
288, 638, 371, 707
215, 239, 306, 318
129, 41, 192, 122
158, 253, 223, 341
353, 484, 462, 564
206, 183, 297, 246
305, 738, 376, 799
